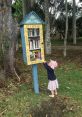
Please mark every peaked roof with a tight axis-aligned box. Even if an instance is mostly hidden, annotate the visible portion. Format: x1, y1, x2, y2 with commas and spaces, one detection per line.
20, 11, 45, 25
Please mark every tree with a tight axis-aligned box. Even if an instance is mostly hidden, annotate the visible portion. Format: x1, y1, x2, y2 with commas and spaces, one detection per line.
72, 0, 76, 44
55, 13, 65, 39
22, 0, 35, 17
0, 0, 4, 63
44, 0, 51, 54
0, 0, 18, 76
63, 0, 68, 57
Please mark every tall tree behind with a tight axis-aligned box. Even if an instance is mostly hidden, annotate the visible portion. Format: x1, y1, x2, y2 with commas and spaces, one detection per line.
64, 0, 68, 57
73, 0, 76, 44
0, 0, 18, 76
0, 0, 4, 63
22, 0, 35, 17
44, 0, 51, 54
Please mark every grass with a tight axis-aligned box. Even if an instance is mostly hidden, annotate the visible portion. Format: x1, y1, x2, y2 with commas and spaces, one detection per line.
51, 37, 82, 46
39, 63, 82, 117
0, 62, 82, 117
57, 64, 82, 101
0, 46, 82, 116
0, 83, 49, 117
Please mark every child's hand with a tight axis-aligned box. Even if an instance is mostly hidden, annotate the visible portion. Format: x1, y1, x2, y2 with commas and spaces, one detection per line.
43, 60, 46, 63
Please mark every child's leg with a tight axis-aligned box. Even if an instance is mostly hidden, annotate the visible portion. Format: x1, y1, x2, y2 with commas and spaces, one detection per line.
51, 90, 54, 95
54, 89, 57, 95
49, 90, 54, 97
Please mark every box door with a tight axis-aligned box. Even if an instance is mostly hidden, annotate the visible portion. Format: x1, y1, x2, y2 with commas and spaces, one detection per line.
24, 24, 45, 65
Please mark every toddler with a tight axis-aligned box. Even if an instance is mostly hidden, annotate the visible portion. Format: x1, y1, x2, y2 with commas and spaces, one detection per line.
43, 59, 59, 97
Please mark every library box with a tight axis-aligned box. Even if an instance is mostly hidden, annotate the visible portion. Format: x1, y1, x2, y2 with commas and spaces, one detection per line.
20, 11, 45, 65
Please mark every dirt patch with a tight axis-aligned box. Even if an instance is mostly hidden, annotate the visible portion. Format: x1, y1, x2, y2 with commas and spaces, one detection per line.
30, 96, 79, 117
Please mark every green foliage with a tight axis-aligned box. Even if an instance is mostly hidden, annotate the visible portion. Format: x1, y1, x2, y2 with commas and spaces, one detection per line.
12, 0, 23, 22
55, 13, 65, 36
77, 17, 82, 37
12, 0, 45, 22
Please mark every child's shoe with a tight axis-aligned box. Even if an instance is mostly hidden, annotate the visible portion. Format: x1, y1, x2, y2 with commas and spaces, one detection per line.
49, 95, 54, 97
55, 92, 57, 95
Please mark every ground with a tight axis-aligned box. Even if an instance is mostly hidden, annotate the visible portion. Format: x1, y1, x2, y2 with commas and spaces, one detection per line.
0, 41, 82, 117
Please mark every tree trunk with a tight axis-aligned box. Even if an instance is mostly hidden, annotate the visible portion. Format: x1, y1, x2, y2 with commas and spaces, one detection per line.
22, 0, 28, 17
0, 0, 4, 63
64, 0, 68, 57
73, 0, 76, 45
0, 0, 18, 77
22, 0, 35, 17
44, 0, 51, 55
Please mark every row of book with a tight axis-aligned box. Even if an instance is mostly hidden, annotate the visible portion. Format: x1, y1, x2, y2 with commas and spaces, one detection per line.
29, 39, 40, 50
28, 28, 39, 37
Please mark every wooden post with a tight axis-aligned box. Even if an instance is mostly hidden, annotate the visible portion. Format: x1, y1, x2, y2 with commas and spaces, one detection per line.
32, 64, 39, 94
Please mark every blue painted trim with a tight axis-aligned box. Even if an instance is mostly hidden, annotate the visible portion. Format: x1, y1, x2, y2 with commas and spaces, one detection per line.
32, 64, 39, 94
20, 27, 27, 64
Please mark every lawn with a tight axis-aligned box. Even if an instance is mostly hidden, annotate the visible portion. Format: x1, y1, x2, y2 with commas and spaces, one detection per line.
0, 48, 82, 117
51, 37, 82, 46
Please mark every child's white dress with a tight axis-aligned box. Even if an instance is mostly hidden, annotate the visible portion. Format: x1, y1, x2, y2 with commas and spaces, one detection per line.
48, 79, 59, 91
